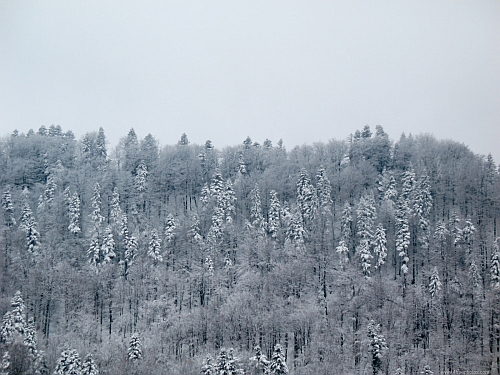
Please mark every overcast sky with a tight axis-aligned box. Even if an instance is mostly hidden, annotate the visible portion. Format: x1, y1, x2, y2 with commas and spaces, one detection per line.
1, 1, 499, 162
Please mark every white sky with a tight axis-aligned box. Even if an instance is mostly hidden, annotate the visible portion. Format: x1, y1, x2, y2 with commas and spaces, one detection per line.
1, 1, 499, 162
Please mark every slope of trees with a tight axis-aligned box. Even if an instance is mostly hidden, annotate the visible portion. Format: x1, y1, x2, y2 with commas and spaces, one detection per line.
0, 126, 499, 375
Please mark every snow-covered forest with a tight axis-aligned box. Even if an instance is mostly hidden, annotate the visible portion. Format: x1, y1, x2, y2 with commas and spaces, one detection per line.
0, 125, 499, 375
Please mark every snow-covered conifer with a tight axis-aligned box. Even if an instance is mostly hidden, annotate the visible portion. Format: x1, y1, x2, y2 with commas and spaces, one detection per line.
373, 224, 387, 269
125, 235, 138, 268
491, 239, 500, 289
456, 218, 476, 254
265, 344, 288, 375
356, 193, 377, 275
395, 197, 410, 275
44, 173, 57, 204
250, 184, 265, 233
23, 317, 37, 355
96, 127, 107, 159
238, 151, 246, 175
421, 365, 433, 375
1, 291, 26, 343
367, 320, 388, 375
164, 213, 177, 244
68, 192, 81, 234
201, 355, 214, 375
468, 261, 481, 290
2, 186, 16, 226
54, 349, 81, 375
401, 167, 416, 204
101, 227, 116, 265
1, 351, 9, 373
336, 240, 349, 266
109, 188, 122, 227
316, 167, 332, 211
87, 234, 100, 269
296, 168, 318, 223
188, 215, 203, 246
134, 161, 148, 192
128, 334, 143, 361
285, 207, 306, 250
249, 345, 269, 373
340, 202, 352, 242
428, 267, 442, 298
268, 190, 281, 240
90, 183, 104, 227
214, 348, 243, 375
81, 354, 98, 375
148, 229, 163, 263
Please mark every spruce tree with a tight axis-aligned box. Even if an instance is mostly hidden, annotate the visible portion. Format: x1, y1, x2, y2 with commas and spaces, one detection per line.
213, 348, 244, 375
356, 193, 377, 276
373, 223, 388, 269
250, 183, 265, 233
54, 349, 81, 375
101, 226, 116, 265
267, 190, 281, 241
148, 228, 163, 263
428, 267, 442, 298
367, 320, 388, 375
90, 183, 104, 227
0, 291, 26, 343
109, 187, 122, 227
164, 213, 177, 245
491, 239, 500, 289
2, 186, 16, 227
128, 334, 143, 361
201, 355, 215, 375
296, 168, 318, 224
134, 160, 148, 192
81, 354, 99, 375
395, 197, 410, 275
316, 166, 332, 212
68, 192, 81, 234
265, 344, 288, 375
249, 345, 269, 373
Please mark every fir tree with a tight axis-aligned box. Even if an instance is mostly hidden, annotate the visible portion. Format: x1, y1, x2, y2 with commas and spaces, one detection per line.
109, 188, 122, 227
44, 173, 57, 204
164, 213, 177, 244
148, 229, 163, 263
491, 239, 500, 289
68, 192, 81, 234
90, 183, 104, 227
96, 127, 107, 159
128, 334, 143, 361
265, 344, 288, 375
23, 317, 37, 356
87, 234, 100, 269
249, 345, 269, 373
101, 226, 116, 265
373, 223, 388, 269
2, 186, 16, 226
285, 206, 306, 251
428, 267, 442, 298
250, 183, 265, 233
213, 348, 244, 375
188, 214, 203, 247
316, 166, 332, 212
356, 193, 377, 276
296, 168, 318, 223
81, 354, 98, 375
1, 351, 9, 373
336, 240, 349, 266
340, 202, 352, 243
421, 365, 433, 375
267, 190, 281, 240
19, 195, 41, 255
367, 320, 388, 375
134, 160, 148, 192
1, 291, 26, 343
201, 355, 215, 375
395, 197, 410, 275
54, 349, 81, 375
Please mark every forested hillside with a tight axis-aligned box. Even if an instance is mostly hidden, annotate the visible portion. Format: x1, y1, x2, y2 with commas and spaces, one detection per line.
0, 125, 499, 375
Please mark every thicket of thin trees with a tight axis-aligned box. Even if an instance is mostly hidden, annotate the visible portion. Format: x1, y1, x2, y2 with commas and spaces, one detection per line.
0, 124, 499, 375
